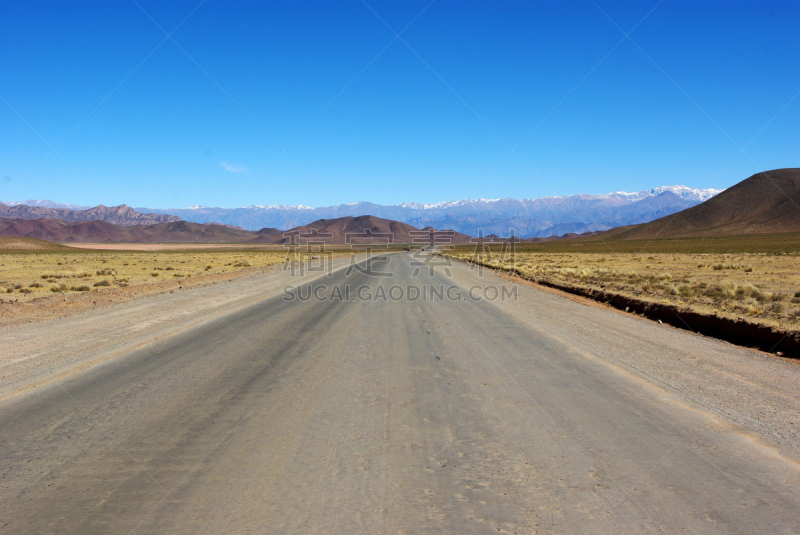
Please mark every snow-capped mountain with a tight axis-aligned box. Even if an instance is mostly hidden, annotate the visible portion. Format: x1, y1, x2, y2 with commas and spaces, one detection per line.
601, 186, 720, 202
132, 185, 722, 238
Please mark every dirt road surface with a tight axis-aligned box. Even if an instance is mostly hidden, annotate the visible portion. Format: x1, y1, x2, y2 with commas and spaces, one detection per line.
1, 253, 799, 533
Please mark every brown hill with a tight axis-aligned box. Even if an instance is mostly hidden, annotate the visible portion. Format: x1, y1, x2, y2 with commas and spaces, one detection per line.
0, 203, 180, 226
524, 231, 600, 243
603, 169, 800, 239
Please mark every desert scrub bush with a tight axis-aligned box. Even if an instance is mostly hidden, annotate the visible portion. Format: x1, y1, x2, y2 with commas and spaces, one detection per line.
96, 268, 115, 276
233, 260, 251, 267
93, 280, 111, 287
678, 285, 694, 297
41, 270, 90, 279
745, 304, 764, 316
29, 282, 43, 288
150, 271, 160, 277
50, 283, 68, 292
18, 287, 33, 294
165, 266, 174, 271
735, 283, 760, 299
70, 285, 91, 292
205, 265, 212, 271
704, 281, 736, 301
755, 291, 770, 303
744, 265, 754, 272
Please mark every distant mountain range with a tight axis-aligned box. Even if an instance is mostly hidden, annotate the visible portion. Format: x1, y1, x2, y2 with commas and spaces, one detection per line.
0, 217, 267, 244
128, 185, 721, 238
0, 214, 475, 245
2, 185, 722, 239
0, 203, 179, 226
3, 170, 796, 244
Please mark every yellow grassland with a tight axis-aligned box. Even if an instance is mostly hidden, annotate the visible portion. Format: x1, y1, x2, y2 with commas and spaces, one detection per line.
0, 249, 291, 301
446, 249, 800, 331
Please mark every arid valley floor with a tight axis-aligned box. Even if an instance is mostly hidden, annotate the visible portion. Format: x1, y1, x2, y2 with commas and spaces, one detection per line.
1, 251, 799, 533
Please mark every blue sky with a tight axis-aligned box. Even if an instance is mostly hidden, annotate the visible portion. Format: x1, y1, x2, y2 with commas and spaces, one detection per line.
1, 0, 798, 209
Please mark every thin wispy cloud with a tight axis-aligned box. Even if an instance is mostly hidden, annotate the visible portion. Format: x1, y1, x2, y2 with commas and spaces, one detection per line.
221, 161, 248, 174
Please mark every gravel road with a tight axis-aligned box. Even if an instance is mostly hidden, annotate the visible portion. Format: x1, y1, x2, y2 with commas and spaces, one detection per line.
1, 252, 798, 533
